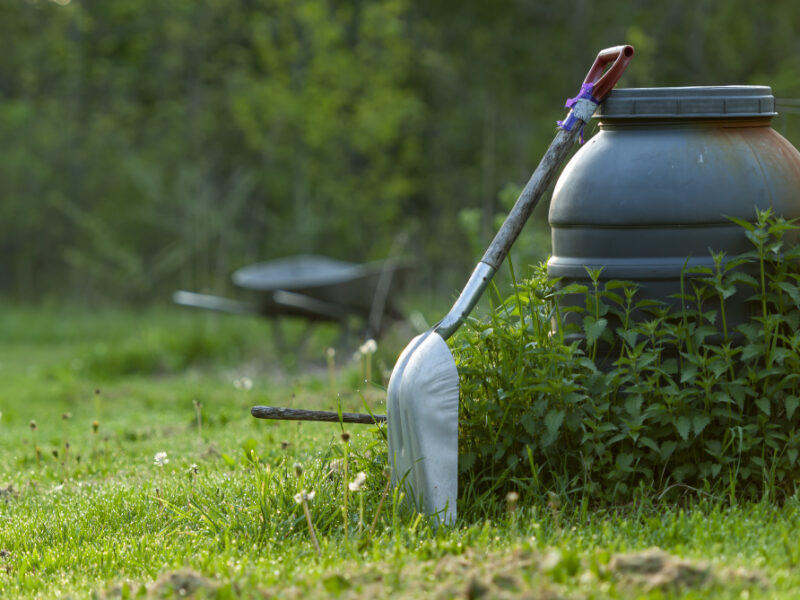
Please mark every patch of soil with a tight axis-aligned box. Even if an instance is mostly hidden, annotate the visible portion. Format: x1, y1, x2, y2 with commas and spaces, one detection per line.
0, 548, 13, 574
608, 548, 767, 593
94, 546, 767, 599
96, 568, 231, 599
148, 569, 220, 598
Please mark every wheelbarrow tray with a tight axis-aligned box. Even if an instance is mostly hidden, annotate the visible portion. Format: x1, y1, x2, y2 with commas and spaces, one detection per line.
174, 254, 411, 329
233, 254, 411, 319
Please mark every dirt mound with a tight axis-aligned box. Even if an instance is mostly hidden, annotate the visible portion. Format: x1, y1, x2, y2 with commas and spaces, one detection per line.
97, 568, 229, 599
608, 548, 766, 593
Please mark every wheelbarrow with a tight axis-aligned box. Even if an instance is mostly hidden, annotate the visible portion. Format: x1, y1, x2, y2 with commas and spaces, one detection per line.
252, 45, 635, 524
174, 254, 412, 342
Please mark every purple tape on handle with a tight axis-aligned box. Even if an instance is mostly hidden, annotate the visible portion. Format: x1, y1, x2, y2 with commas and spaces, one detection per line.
556, 83, 599, 144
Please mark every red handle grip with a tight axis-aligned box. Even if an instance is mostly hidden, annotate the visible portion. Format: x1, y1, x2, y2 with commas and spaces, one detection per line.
583, 45, 635, 101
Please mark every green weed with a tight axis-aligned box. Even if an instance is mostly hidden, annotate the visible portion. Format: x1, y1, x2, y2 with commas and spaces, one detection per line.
454, 209, 800, 508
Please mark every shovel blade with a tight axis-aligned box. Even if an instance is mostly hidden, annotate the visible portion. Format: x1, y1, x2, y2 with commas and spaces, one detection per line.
387, 331, 459, 524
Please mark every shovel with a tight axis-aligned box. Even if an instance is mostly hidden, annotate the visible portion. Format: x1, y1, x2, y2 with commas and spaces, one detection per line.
387, 45, 634, 524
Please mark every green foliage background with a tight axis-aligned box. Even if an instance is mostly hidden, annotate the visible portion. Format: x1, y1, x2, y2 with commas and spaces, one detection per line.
2, 0, 800, 303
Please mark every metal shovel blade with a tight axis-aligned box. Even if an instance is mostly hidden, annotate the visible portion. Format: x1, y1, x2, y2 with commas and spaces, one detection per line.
386, 45, 634, 525
386, 331, 459, 524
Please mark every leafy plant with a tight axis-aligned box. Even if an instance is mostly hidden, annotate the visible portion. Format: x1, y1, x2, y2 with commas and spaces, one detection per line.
453, 210, 800, 506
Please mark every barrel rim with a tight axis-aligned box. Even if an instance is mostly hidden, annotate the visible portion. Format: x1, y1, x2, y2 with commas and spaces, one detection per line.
596, 85, 776, 119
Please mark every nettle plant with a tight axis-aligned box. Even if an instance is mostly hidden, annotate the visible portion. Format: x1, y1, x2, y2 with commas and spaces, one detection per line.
453, 210, 800, 505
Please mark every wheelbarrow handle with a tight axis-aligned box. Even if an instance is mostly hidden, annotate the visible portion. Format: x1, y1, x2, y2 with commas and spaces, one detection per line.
584, 45, 635, 101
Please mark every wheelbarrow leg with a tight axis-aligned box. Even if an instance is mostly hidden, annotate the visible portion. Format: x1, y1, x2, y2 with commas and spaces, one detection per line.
269, 319, 287, 356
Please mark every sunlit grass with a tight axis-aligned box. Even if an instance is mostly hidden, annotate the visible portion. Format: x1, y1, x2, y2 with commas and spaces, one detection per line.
0, 304, 798, 598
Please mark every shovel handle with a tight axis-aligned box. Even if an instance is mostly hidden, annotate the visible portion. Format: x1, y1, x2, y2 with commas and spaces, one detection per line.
584, 45, 635, 101
479, 127, 580, 270
480, 44, 635, 270
435, 45, 634, 340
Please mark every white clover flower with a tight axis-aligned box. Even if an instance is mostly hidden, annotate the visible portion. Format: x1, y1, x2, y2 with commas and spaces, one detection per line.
359, 339, 378, 355
233, 377, 254, 391
294, 490, 315, 504
153, 451, 169, 467
348, 471, 367, 492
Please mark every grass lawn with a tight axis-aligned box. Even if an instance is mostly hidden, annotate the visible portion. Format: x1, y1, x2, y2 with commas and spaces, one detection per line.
0, 304, 799, 599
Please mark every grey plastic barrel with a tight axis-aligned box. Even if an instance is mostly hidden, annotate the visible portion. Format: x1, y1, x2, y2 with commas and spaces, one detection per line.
547, 86, 800, 329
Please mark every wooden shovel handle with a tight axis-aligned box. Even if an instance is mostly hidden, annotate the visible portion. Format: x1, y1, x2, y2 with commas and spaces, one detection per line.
479, 44, 635, 271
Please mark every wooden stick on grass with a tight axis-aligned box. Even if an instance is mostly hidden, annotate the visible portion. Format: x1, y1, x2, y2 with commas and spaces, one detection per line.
251, 406, 386, 425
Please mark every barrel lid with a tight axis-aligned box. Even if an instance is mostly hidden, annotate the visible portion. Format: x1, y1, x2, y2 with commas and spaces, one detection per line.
596, 86, 776, 119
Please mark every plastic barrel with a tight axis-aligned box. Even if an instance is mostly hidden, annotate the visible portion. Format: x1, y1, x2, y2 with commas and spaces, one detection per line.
548, 86, 800, 334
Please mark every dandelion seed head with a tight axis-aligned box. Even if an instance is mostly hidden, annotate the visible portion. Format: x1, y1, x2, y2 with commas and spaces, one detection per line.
294, 462, 303, 477
359, 339, 378, 355
233, 377, 253, 391
506, 491, 520, 512
340, 431, 351, 444
29, 420, 37, 431
153, 451, 169, 467
326, 347, 336, 358
294, 490, 315, 503
348, 471, 367, 492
